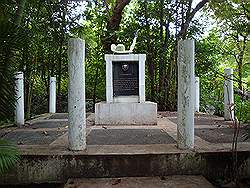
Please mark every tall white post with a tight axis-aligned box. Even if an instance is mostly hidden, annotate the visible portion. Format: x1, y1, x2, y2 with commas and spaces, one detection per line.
68, 38, 86, 151
15, 71, 25, 127
177, 40, 195, 149
224, 68, 234, 121
194, 77, 200, 112
49, 76, 56, 113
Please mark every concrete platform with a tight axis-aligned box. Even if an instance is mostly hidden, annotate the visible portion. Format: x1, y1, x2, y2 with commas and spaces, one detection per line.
64, 176, 215, 188
95, 102, 157, 125
0, 112, 250, 185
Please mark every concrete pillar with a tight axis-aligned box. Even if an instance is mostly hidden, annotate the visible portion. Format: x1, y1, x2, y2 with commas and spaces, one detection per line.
224, 68, 234, 120
177, 39, 195, 149
68, 38, 86, 150
15, 71, 24, 127
49, 76, 56, 113
194, 77, 200, 112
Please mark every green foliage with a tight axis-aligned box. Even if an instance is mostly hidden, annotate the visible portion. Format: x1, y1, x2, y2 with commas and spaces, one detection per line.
234, 95, 250, 124
0, 139, 20, 174
208, 0, 250, 90
0, 0, 248, 119
0, 18, 28, 120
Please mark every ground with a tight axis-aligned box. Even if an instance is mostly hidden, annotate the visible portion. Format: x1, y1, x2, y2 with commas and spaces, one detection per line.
0, 112, 250, 188
64, 176, 214, 188
1, 112, 249, 146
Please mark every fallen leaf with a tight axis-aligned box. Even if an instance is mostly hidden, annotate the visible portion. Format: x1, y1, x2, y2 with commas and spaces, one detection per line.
160, 176, 166, 180
112, 178, 121, 185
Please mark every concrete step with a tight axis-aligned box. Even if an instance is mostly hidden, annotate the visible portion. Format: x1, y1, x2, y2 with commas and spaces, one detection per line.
64, 176, 215, 188
1, 144, 250, 185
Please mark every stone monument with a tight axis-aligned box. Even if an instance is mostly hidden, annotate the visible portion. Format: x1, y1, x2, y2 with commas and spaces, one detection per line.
95, 34, 157, 125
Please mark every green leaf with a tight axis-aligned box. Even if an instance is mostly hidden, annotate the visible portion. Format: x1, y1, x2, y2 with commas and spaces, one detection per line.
0, 139, 20, 174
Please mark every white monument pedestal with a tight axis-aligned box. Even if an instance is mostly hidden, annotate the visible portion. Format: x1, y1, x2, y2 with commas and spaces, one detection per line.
95, 54, 157, 125
95, 102, 157, 125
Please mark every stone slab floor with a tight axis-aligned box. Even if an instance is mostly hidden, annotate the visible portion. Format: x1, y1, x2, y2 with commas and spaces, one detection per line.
0, 112, 249, 148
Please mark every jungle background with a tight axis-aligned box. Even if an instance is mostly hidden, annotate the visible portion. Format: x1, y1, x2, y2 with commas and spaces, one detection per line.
0, 0, 249, 124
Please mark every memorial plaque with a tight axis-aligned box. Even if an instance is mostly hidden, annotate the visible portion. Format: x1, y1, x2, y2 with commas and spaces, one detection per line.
113, 61, 139, 96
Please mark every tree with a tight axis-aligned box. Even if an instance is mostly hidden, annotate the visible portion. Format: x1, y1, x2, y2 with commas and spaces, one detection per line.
118, 0, 209, 110
102, 0, 131, 53
208, 0, 250, 91
0, 0, 28, 120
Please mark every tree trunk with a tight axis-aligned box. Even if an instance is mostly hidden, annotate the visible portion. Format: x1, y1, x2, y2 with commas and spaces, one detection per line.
92, 67, 99, 112
162, 17, 171, 109
158, 0, 164, 94
236, 35, 246, 91
26, 78, 33, 119
143, 0, 155, 101
14, 0, 26, 26
177, 0, 209, 39
102, 0, 131, 53
237, 53, 243, 91
57, 41, 63, 112
57, 2, 66, 112
164, 0, 209, 110
158, 1, 171, 110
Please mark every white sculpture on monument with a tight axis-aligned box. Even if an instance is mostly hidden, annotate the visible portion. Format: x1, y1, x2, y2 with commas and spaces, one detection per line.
110, 30, 139, 54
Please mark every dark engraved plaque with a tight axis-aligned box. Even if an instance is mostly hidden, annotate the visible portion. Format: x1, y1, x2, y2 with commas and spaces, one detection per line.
113, 61, 139, 96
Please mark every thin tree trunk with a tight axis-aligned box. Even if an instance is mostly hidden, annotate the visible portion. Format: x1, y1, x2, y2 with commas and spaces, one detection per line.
26, 78, 33, 119
143, 0, 155, 101
237, 54, 244, 91
57, 41, 62, 112
14, 0, 26, 26
92, 67, 99, 112
159, 0, 164, 94
162, 17, 171, 109
236, 36, 246, 91
57, 2, 66, 112
158, 0, 166, 110
165, 0, 180, 110
177, 0, 209, 39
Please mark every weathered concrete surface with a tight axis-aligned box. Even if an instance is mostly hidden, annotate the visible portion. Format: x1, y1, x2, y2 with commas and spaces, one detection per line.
0, 144, 250, 185
87, 129, 175, 145
49, 76, 56, 113
194, 77, 200, 112
15, 71, 25, 127
177, 39, 195, 149
195, 128, 249, 143
64, 176, 215, 188
2, 130, 66, 145
95, 102, 157, 125
224, 68, 234, 121
68, 38, 86, 150
1, 112, 250, 185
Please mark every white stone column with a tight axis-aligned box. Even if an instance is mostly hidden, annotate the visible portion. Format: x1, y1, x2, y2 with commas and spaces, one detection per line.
177, 39, 195, 149
105, 55, 113, 103
139, 54, 146, 103
49, 76, 56, 113
224, 68, 234, 121
15, 71, 25, 127
194, 77, 200, 112
68, 38, 86, 150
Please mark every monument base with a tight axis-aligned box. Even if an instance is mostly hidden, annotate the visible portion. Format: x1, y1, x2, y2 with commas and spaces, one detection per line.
95, 102, 157, 125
